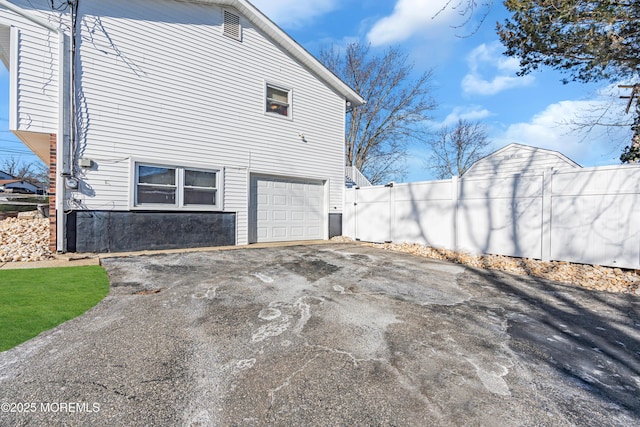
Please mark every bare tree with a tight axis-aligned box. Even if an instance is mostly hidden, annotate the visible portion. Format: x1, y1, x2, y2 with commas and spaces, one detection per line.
434, 0, 493, 33
425, 119, 491, 178
1, 156, 49, 186
319, 42, 436, 184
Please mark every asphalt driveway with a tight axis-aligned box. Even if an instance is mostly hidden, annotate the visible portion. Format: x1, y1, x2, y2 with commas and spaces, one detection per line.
0, 243, 639, 426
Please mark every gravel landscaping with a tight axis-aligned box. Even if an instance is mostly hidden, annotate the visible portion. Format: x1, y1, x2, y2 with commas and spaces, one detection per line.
0, 217, 53, 263
329, 236, 640, 295
3, 218, 639, 294
368, 241, 640, 295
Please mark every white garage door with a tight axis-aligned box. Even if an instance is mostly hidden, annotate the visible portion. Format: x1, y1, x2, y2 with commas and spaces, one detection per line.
251, 175, 325, 243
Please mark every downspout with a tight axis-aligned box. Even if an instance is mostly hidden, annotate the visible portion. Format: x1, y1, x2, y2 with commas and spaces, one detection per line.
0, 0, 70, 252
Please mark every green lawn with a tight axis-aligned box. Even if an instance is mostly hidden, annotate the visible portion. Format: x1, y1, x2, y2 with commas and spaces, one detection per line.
0, 266, 110, 352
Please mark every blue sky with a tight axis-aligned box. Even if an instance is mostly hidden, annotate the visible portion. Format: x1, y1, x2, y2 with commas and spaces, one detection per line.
0, 0, 633, 182
251, 0, 633, 181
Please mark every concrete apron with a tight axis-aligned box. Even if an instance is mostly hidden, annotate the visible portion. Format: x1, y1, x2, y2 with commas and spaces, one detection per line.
0, 240, 333, 270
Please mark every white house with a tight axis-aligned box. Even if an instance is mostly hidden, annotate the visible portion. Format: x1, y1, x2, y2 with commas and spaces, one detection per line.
463, 143, 581, 177
0, 0, 364, 252
0, 179, 43, 193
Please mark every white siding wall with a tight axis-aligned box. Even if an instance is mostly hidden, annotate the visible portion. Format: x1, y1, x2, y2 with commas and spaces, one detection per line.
0, 1, 59, 133
0, 26, 10, 67
224, 167, 249, 245
68, 0, 345, 244
464, 145, 579, 177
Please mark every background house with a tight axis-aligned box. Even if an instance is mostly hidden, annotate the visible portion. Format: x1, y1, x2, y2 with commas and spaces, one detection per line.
0, 179, 43, 194
463, 143, 581, 177
0, 0, 364, 252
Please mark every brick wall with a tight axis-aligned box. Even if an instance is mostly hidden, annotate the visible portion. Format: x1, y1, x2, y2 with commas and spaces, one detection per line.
49, 134, 57, 252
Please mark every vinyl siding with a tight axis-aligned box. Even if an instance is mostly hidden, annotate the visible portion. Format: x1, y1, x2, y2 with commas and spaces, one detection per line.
464, 144, 580, 177
0, 26, 10, 67
72, 0, 345, 233
0, 2, 59, 133
224, 166, 249, 245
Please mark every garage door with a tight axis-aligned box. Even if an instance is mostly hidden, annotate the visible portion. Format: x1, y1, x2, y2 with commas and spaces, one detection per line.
251, 175, 325, 243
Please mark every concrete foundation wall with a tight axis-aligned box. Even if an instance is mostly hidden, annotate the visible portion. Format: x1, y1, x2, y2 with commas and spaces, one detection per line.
328, 213, 342, 239
68, 211, 236, 253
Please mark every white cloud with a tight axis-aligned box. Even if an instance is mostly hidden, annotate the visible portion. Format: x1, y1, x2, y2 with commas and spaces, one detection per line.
367, 0, 462, 46
462, 42, 535, 96
250, 0, 340, 28
493, 98, 631, 167
441, 106, 492, 127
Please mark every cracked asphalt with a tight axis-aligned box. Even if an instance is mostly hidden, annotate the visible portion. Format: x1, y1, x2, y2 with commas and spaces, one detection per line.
1, 243, 639, 426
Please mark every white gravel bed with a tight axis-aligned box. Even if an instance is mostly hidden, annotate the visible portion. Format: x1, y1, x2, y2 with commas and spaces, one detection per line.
0, 217, 54, 263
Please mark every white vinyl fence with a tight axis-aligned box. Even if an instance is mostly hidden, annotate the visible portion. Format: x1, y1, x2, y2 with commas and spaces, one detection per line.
344, 165, 640, 269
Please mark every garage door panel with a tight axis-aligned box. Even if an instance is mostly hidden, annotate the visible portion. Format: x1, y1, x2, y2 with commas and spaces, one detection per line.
273, 210, 287, 221
307, 227, 321, 238
308, 212, 321, 221
252, 176, 325, 243
272, 227, 287, 238
257, 228, 268, 239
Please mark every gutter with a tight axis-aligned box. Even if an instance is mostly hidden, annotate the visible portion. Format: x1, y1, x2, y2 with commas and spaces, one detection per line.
0, 0, 70, 252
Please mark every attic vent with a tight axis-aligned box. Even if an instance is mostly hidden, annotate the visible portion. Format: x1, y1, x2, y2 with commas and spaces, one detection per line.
224, 10, 241, 41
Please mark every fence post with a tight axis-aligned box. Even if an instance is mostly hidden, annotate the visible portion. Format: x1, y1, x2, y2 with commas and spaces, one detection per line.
451, 176, 459, 251
386, 182, 395, 243
541, 169, 552, 262
354, 187, 359, 241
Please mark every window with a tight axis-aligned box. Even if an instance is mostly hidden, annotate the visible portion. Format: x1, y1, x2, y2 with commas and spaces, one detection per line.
184, 169, 217, 206
137, 165, 177, 205
266, 84, 291, 118
134, 163, 221, 209
223, 10, 241, 41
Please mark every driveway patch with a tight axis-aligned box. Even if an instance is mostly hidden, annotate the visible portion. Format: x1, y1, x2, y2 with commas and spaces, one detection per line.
0, 244, 638, 426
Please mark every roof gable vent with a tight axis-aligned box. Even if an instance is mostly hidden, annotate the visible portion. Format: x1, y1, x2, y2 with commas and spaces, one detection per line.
223, 10, 241, 41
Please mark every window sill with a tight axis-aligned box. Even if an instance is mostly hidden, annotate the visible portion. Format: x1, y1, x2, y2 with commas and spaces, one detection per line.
264, 111, 293, 121
131, 205, 223, 212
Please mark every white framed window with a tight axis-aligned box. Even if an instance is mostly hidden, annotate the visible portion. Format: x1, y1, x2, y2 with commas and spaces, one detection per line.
265, 83, 292, 118
133, 162, 222, 210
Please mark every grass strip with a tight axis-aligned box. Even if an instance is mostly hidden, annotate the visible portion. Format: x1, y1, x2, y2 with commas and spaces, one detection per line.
0, 266, 110, 352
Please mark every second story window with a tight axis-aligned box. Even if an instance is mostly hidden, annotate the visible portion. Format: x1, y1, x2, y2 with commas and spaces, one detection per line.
266, 84, 291, 118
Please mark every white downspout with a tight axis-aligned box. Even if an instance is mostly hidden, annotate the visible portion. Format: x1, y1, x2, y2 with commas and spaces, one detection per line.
0, 0, 70, 252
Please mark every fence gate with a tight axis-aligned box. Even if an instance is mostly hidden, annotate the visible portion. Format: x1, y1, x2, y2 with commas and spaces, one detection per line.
353, 185, 392, 243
